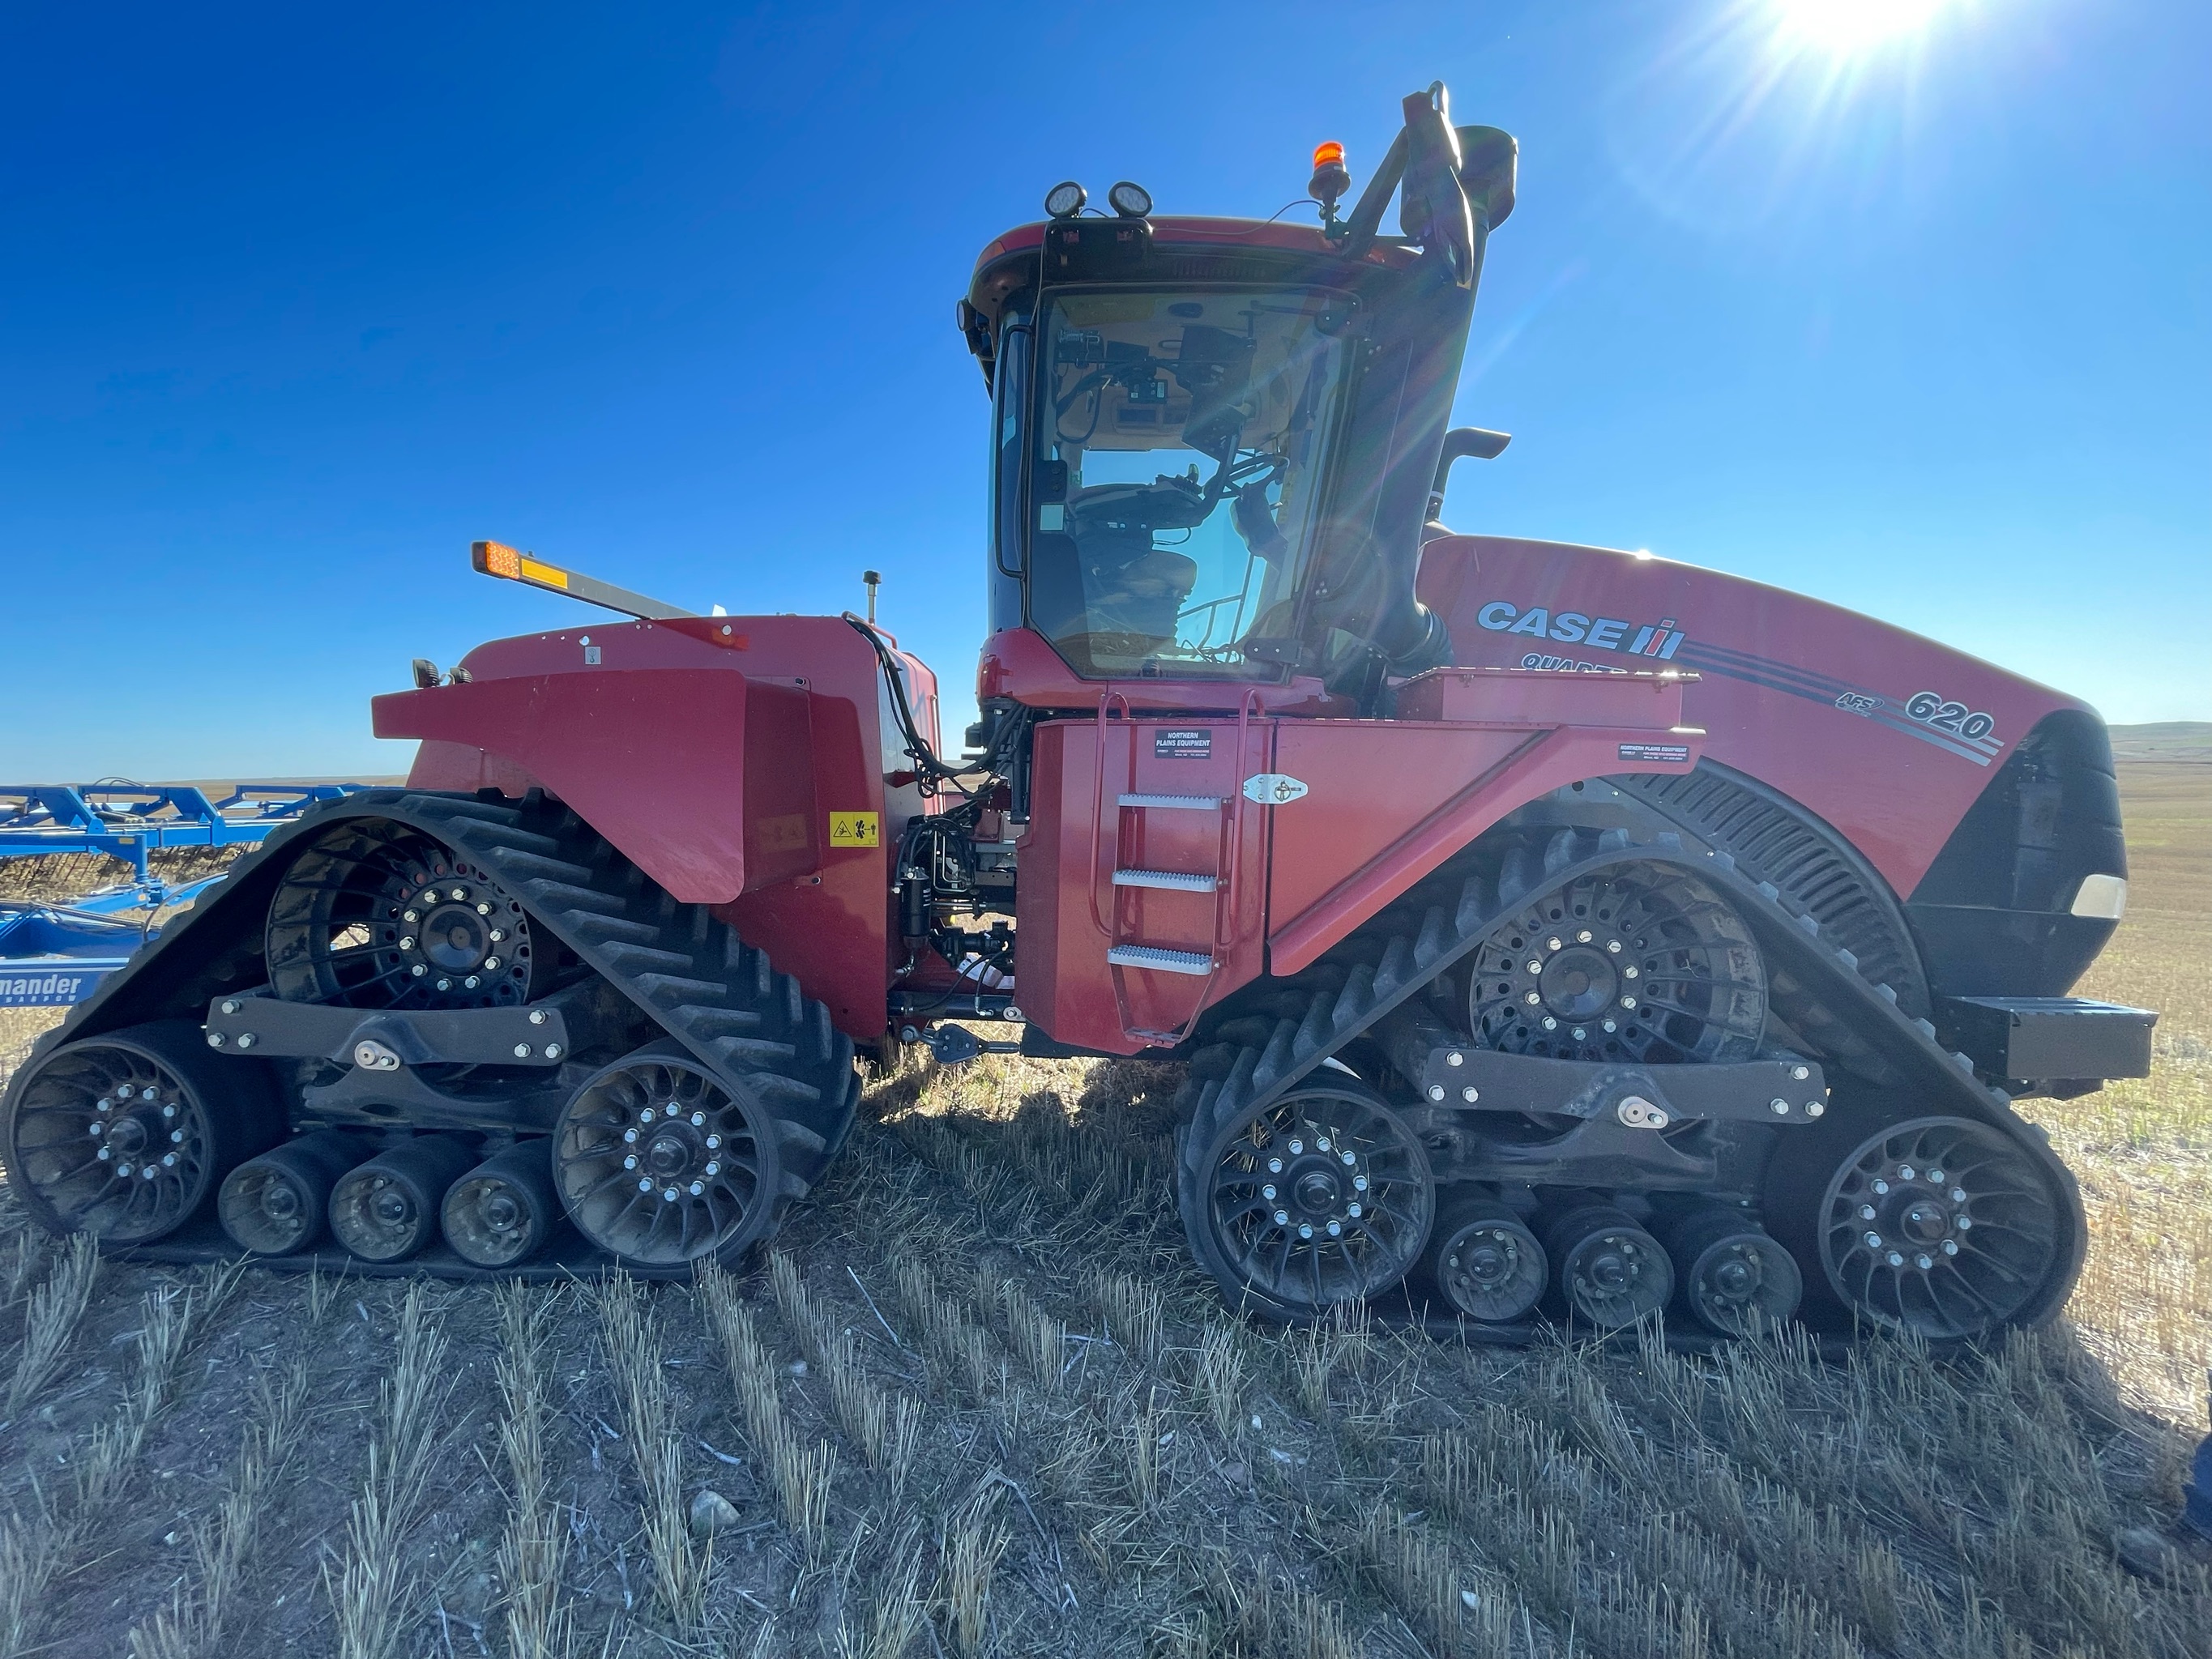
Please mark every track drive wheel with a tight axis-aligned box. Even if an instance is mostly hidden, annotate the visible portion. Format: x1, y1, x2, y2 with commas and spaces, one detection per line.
1769, 1111, 2079, 1342
3, 1021, 280, 1245
553, 1039, 793, 1268
1465, 859, 1766, 1064
266, 818, 538, 1009
1179, 1076, 1434, 1321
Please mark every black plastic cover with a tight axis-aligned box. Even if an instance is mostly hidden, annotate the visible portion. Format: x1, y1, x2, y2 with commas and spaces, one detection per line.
1937, 996, 2155, 1084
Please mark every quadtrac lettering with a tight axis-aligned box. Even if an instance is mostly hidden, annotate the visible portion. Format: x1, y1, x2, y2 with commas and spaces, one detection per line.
1475, 600, 1687, 661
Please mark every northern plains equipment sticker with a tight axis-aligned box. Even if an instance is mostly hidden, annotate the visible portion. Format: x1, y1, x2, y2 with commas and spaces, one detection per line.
828, 812, 880, 847
1617, 743, 1692, 764
1154, 729, 1212, 758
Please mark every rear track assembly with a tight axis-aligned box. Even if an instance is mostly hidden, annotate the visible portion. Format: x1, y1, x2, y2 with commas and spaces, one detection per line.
2, 791, 860, 1279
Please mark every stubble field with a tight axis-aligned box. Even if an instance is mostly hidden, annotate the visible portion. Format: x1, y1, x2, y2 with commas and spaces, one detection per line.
1, 752, 2206, 1658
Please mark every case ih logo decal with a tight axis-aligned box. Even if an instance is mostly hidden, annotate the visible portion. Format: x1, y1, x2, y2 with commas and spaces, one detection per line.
1475, 597, 2003, 766
1475, 601, 1686, 660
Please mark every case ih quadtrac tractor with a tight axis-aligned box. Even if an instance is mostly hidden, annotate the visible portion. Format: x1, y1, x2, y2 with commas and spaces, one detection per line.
5, 86, 2155, 1345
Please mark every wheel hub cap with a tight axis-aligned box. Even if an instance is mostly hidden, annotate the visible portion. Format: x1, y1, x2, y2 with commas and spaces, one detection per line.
646, 1127, 698, 1179
369, 1181, 413, 1226
1711, 1252, 1757, 1299
1540, 946, 1619, 1019
1293, 1166, 1341, 1213
480, 1191, 522, 1232
418, 894, 491, 971
1586, 1243, 1635, 1291
1458, 1234, 1515, 1286
106, 1114, 152, 1158
261, 1181, 302, 1221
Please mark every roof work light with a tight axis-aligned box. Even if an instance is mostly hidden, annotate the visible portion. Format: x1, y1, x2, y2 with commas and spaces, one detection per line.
1044, 181, 1087, 218
1107, 180, 1152, 218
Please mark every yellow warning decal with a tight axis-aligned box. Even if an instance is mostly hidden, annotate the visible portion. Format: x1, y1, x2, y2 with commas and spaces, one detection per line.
828, 811, 880, 847
518, 556, 570, 590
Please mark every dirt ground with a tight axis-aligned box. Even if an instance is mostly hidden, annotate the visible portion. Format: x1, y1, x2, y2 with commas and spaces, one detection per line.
2, 757, 2206, 1659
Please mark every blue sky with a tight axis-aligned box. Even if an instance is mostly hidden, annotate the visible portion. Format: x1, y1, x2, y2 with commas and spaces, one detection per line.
2, 0, 2205, 779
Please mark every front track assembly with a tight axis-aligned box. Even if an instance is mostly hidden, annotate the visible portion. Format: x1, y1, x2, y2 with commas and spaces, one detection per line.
1176, 825, 2085, 1346
2, 791, 860, 1280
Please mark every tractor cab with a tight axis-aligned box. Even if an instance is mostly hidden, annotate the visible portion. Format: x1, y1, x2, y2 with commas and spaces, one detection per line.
962, 90, 1519, 706
996, 282, 1355, 681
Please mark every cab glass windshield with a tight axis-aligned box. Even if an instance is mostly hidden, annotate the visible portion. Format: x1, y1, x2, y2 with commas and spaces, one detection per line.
1025, 288, 1352, 677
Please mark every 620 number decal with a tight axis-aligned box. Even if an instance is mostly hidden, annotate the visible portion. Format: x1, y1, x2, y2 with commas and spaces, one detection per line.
1906, 691, 1996, 742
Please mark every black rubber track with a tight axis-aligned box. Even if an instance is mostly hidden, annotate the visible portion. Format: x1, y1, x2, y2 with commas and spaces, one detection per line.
1175, 825, 2086, 1340
2, 790, 862, 1277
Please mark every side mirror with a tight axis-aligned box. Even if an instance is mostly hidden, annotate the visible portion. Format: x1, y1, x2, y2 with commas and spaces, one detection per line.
1396, 86, 1476, 288
1454, 126, 1518, 231
1426, 426, 1513, 523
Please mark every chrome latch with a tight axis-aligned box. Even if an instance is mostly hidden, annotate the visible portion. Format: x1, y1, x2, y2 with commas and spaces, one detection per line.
1241, 773, 1309, 804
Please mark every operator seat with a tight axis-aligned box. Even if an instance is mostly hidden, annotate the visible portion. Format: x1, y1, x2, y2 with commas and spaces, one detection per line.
1030, 479, 1202, 661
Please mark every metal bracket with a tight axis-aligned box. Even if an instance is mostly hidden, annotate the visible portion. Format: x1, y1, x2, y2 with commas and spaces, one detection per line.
203, 992, 586, 1068
1411, 1047, 1829, 1125
920, 1025, 1023, 1066
1241, 773, 1309, 805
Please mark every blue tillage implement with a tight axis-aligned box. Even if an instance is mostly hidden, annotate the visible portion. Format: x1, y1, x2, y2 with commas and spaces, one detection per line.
0, 783, 365, 881
0, 782, 367, 1009
0, 876, 231, 1009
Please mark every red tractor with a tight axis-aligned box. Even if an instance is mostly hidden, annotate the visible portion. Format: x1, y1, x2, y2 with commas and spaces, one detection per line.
5, 86, 2154, 1344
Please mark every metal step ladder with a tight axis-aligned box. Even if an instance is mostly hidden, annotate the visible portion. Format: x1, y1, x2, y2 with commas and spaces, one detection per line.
1088, 696, 1262, 1044
1106, 791, 1228, 982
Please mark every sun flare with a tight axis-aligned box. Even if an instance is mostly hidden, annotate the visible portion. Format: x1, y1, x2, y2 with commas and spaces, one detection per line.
1768, 0, 1955, 53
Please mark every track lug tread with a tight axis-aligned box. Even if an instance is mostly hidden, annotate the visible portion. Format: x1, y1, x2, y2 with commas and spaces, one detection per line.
1412, 905, 1450, 969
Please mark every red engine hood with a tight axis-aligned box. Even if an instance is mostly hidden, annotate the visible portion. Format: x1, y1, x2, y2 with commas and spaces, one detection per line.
1416, 535, 2095, 898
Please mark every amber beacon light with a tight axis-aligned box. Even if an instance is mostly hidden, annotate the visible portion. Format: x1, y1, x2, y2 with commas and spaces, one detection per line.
1309, 140, 1350, 219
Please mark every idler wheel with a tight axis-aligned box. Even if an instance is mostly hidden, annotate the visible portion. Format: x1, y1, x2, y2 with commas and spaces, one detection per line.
1787, 1114, 2073, 1342
3, 1021, 280, 1246
442, 1141, 563, 1268
1422, 1197, 1548, 1324
552, 1040, 779, 1267
329, 1136, 478, 1262
1544, 1203, 1673, 1331
219, 1129, 364, 1255
1181, 1077, 1434, 1321
1657, 1205, 1802, 1337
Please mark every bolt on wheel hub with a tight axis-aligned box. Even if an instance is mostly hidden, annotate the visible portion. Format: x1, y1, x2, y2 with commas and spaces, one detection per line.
1467, 863, 1766, 1065
1539, 945, 1620, 1020
267, 821, 536, 1011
